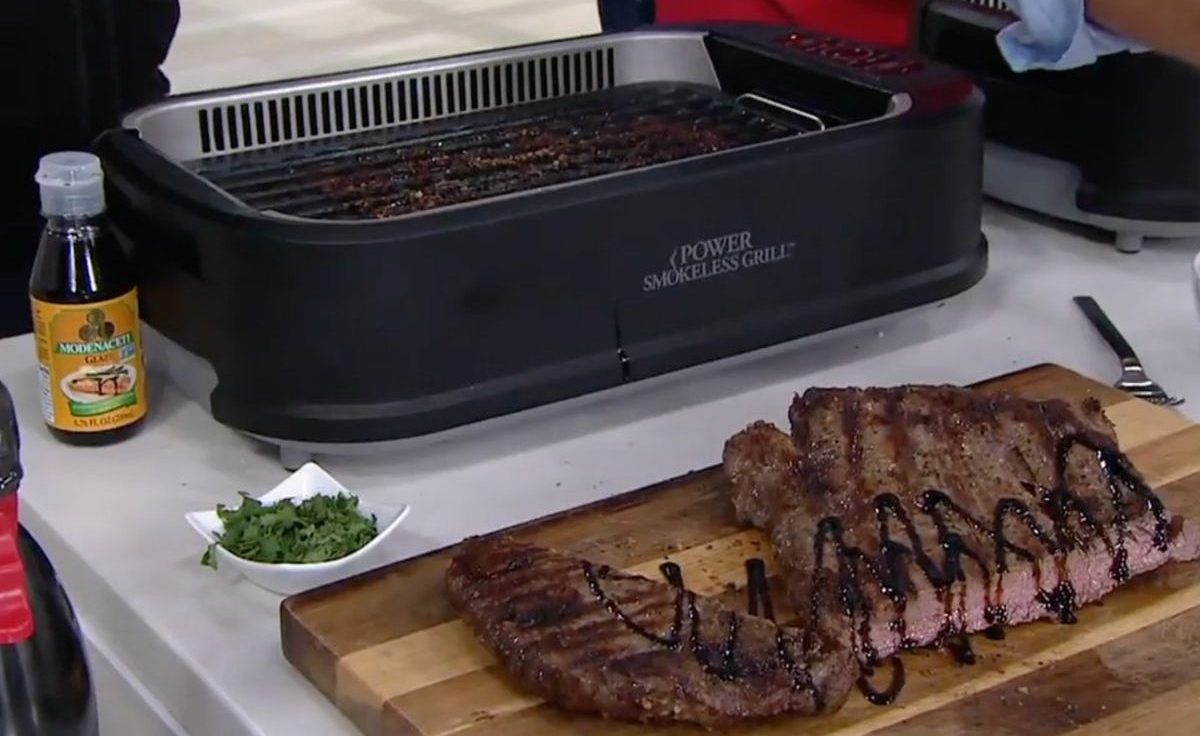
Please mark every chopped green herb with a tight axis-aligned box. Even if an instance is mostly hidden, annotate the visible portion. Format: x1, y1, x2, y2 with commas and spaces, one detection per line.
201, 492, 378, 569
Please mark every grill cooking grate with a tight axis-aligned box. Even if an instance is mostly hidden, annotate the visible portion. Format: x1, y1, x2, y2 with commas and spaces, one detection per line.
193, 83, 808, 220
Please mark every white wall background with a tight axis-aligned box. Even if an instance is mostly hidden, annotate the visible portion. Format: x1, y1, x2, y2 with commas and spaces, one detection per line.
165, 0, 602, 94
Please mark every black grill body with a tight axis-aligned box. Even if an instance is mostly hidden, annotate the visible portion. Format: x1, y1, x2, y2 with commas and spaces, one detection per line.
94, 26, 986, 454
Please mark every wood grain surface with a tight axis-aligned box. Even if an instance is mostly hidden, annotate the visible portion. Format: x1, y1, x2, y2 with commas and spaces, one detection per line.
281, 364, 1200, 736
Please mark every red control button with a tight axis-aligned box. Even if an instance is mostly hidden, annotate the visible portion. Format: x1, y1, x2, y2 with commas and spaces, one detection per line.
823, 46, 875, 62
777, 32, 924, 76
777, 32, 824, 50
865, 58, 925, 75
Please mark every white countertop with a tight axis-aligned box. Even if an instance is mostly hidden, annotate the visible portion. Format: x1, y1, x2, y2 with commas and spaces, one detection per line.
5, 203, 1198, 736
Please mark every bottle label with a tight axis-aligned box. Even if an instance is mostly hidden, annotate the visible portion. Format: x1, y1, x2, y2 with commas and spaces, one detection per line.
30, 291, 147, 433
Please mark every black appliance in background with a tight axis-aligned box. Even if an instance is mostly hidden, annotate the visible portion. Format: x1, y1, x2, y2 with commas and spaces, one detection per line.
96, 26, 987, 467
917, 0, 1200, 252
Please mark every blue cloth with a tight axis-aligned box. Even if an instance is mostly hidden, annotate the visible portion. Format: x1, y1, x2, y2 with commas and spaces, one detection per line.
997, 0, 1146, 71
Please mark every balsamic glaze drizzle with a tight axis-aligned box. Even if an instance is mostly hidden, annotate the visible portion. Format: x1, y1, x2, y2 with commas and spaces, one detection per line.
584, 559, 795, 687
804, 432, 1170, 677
746, 558, 774, 622
583, 558, 828, 705
583, 563, 683, 649
569, 434, 1168, 711
856, 657, 906, 706
744, 557, 827, 708
944, 633, 977, 665
660, 562, 684, 590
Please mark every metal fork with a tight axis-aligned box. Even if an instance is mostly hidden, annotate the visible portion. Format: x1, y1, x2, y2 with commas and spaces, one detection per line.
1073, 296, 1184, 407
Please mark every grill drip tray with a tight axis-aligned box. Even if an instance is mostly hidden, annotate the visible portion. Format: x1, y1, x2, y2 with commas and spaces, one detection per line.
191, 83, 815, 220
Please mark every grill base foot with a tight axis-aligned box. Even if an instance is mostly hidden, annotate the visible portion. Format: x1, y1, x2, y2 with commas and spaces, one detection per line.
982, 141, 1200, 254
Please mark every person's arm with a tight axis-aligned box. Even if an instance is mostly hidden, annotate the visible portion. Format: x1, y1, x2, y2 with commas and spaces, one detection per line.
0, 0, 179, 338
1087, 0, 1200, 67
113, 0, 181, 106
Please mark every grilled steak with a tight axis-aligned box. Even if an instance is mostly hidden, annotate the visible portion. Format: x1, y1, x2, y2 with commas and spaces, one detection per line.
303, 85, 792, 219
445, 536, 858, 728
723, 386, 1200, 664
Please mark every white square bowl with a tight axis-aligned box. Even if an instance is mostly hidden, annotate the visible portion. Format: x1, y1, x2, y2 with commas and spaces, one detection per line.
185, 462, 410, 595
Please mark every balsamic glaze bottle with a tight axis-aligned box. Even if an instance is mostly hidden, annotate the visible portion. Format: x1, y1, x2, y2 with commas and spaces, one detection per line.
28, 152, 147, 446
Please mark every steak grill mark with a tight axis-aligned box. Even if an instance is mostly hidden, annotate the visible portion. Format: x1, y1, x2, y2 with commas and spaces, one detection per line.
581, 559, 823, 700
589, 555, 910, 709
447, 537, 865, 727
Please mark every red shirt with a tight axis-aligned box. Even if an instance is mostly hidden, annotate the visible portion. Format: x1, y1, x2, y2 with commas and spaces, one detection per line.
655, 0, 915, 48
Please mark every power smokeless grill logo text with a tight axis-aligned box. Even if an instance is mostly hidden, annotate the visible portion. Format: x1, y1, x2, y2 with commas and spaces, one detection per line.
642, 230, 796, 292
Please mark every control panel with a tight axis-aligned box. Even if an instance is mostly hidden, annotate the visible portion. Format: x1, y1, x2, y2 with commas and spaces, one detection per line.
777, 32, 925, 76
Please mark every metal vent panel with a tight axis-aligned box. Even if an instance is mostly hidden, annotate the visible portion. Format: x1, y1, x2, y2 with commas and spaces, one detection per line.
950, 0, 1015, 15
194, 48, 616, 156
124, 33, 720, 162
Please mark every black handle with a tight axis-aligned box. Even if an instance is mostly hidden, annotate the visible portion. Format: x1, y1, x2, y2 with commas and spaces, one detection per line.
93, 128, 248, 219
1073, 296, 1141, 363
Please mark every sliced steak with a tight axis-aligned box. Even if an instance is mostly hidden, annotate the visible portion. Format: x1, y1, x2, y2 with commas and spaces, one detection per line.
445, 536, 858, 728
723, 386, 1200, 664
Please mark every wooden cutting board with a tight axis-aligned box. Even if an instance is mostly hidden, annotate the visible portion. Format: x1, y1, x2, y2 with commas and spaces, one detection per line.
281, 364, 1200, 736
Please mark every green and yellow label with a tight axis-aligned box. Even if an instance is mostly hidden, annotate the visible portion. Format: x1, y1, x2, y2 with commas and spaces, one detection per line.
31, 291, 147, 432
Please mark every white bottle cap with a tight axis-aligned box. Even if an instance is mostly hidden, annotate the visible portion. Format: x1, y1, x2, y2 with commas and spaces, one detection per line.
35, 151, 106, 217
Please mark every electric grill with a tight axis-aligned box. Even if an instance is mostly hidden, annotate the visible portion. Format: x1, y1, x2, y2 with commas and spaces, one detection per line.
95, 25, 986, 467
918, 0, 1200, 252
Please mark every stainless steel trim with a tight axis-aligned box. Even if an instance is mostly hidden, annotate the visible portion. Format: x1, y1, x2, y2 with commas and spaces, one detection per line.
887, 92, 913, 116
736, 93, 827, 132
124, 32, 717, 162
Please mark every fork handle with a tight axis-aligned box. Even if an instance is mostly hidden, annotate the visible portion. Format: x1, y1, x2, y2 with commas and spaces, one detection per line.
1073, 296, 1142, 364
